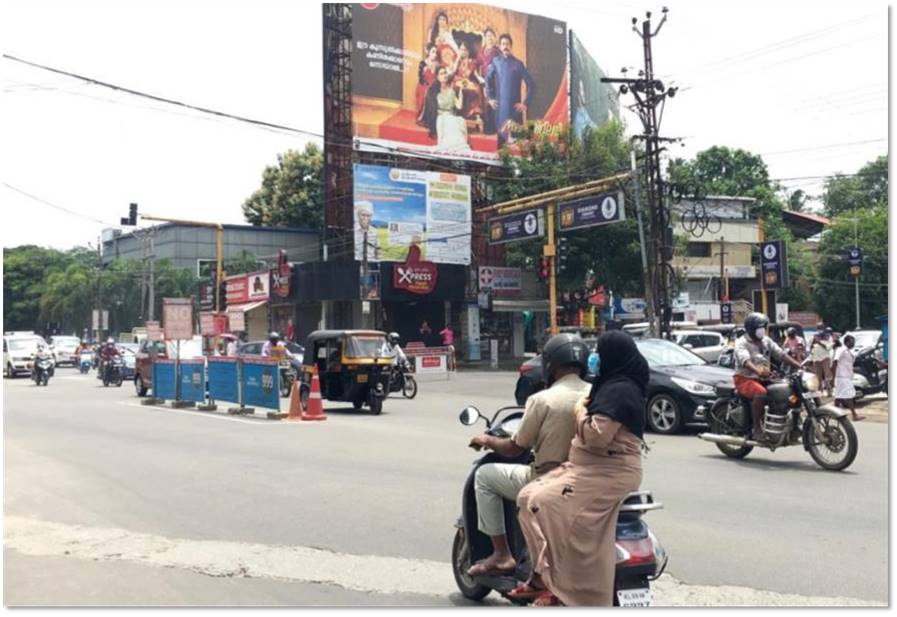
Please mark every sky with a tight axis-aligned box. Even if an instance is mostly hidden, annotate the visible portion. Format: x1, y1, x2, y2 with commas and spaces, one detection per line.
1, 0, 889, 251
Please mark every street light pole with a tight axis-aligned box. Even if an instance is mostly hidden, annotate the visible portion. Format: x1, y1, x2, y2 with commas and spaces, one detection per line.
853, 218, 861, 329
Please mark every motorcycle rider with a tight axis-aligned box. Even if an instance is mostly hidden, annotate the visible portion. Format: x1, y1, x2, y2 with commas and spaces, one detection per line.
734, 312, 803, 441
465, 333, 590, 577
262, 331, 294, 361
98, 337, 120, 381
31, 341, 54, 380
385, 332, 408, 369
783, 327, 807, 363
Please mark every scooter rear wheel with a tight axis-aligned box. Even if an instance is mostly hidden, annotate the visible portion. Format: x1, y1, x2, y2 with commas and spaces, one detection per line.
451, 527, 491, 601
402, 376, 418, 399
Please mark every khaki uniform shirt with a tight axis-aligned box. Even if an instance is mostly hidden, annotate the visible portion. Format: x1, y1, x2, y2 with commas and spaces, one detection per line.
513, 373, 590, 475
734, 335, 784, 379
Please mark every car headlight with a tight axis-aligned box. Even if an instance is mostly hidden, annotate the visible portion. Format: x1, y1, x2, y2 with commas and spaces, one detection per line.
670, 377, 717, 396
802, 372, 820, 393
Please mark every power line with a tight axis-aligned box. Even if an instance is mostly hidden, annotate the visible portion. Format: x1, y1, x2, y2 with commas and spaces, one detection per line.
2, 182, 114, 226
760, 139, 887, 157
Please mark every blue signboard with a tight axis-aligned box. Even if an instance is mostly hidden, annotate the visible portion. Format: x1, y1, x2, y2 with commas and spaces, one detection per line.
558, 191, 625, 232
487, 209, 543, 245
847, 247, 863, 277
760, 240, 789, 289
179, 360, 206, 403
152, 359, 177, 400
242, 359, 280, 410
208, 357, 240, 404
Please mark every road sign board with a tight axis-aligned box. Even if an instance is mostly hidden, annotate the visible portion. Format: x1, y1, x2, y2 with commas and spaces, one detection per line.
163, 298, 194, 341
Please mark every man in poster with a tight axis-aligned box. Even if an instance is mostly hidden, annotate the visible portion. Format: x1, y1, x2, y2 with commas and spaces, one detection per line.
484, 34, 535, 147
354, 200, 380, 262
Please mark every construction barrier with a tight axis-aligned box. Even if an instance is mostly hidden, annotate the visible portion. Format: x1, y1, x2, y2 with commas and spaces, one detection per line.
241, 358, 281, 411
152, 359, 177, 400
179, 359, 206, 404
207, 357, 240, 405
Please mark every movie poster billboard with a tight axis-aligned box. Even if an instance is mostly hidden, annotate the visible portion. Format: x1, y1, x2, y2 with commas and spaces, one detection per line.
351, 3, 569, 165
353, 163, 471, 265
569, 30, 618, 139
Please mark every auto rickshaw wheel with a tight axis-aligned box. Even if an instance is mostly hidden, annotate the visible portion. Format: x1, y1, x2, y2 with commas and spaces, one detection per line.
368, 395, 383, 415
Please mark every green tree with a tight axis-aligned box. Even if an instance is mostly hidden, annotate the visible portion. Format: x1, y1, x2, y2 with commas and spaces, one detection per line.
822, 155, 888, 217
224, 250, 263, 276
813, 205, 887, 329
242, 143, 324, 229
4, 246, 89, 332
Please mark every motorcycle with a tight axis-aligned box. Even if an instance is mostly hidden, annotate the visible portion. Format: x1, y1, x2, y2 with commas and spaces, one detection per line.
388, 361, 418, 399
699, 366, 858, 471
452, 405, 667, 607
279, 362, 297, 398
32, 355, 55, 386
100, 356, 124, 387
79, 351, 93, 374
852, 346, 887, 400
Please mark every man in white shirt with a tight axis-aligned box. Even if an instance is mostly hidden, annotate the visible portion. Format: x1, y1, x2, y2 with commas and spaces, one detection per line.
832, 334, 865, 422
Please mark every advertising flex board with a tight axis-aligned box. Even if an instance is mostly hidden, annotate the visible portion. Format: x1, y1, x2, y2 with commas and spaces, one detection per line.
487, 209, 542, 244
570, 31, 618, 139
558, 191, 625, 232
353, 164, 471, 265
760, 240, 789, 289
393, 245, 438, 294
225, 271, 270, 305
350, 3, 569, 165
163, 298, 193, 341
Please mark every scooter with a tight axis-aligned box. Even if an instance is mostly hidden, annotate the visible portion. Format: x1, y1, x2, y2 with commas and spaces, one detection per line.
452, 405, 667, 607
852, 346, 887, 400
79, 351, 93, 374
32, 355, 55, 386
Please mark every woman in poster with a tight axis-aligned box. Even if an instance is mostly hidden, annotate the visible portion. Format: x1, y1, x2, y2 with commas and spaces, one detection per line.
476, 28, 500, 133
429, 11, 459, 67
416, 43, 440, 124
420, 66, 468, 151
451, 41, 484, 129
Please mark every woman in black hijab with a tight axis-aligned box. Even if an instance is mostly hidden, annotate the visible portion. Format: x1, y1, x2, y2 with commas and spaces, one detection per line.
514, 331, 649, 606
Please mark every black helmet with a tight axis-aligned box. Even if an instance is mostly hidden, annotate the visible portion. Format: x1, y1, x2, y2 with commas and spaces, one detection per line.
268, 331, 280, 343
787, 327, 798, 337
542, 333, 589, 387
388, 332, 400, 345
744, 312, 769, 341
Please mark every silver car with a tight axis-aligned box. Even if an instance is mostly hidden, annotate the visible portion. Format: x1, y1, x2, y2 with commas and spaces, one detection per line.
671, 329, 727, 363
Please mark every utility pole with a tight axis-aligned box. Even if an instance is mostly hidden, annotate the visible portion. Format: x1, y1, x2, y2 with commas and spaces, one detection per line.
148, 230, 156, 322
603, 8, 678, 338
717, 236, 728, 301
631, 150, 656, 332
362, 229, 369, 329
853, 218, 860, 329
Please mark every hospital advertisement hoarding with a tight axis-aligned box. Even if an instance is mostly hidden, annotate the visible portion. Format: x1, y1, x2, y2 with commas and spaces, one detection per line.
350, 3, 568, 165
353, 163, 471, 265
569, 30, 618, 138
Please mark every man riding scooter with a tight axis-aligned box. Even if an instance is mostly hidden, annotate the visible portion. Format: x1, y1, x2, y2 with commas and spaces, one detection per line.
98, 337, 120, 382
734, 312, 803, 442
466, 333, 590, 579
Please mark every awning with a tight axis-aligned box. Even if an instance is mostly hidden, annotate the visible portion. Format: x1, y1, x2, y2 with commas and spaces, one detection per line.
491, 299, 551, 312
226, 300, 268, 313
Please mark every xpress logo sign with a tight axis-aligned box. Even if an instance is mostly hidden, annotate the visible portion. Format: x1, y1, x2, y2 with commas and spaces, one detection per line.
393, 245, 438, 295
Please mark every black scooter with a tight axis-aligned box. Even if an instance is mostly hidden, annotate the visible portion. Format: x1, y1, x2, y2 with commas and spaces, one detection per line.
452, 405, 667, 606
853, 346, 887, 399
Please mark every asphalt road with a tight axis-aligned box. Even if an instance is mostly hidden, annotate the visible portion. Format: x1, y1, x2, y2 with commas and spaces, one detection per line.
3, 368, 888, 605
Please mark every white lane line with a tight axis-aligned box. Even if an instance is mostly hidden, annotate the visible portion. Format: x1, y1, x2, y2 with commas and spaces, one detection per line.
3, 516, 882, 605
118, 401, 305, 426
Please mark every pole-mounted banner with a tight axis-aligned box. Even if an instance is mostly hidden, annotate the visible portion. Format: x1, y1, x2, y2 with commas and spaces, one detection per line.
848, 247, 863, 277
487, 209, 543, 245
760, 240, 789, 289
557, 191, 626, 232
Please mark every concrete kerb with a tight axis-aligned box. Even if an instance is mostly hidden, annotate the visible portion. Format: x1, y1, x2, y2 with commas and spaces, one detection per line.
134, 399, 289, 422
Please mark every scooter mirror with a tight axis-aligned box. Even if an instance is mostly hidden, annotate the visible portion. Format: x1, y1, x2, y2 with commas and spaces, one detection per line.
459, 406, 481, 426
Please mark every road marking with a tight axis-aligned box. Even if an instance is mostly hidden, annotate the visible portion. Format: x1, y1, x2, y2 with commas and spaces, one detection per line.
3, 516, 883, 606
119, 401, 303, 426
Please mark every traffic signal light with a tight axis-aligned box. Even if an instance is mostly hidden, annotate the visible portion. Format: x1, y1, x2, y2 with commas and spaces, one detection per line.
121, 203, 138, 226
539, 257, 550, 280
557, 237, 570, 274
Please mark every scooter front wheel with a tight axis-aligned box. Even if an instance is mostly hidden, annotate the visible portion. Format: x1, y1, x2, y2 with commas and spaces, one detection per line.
451, 527, 491, 601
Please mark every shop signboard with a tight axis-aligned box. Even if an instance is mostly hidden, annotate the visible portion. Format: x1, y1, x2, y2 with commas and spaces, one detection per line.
272, 250, 292, 298
558, 191, 625, 232
478, 266, 522, 292
353, 164, 471, 265
393, 245, 438, 295
200, 312, 216, 336
760, 240, 789, 289
487, 210, 542, 245
163, 298, 193, 341
227, 309, 245, 332
225, 270, 270, 305
350, 4, 569, 165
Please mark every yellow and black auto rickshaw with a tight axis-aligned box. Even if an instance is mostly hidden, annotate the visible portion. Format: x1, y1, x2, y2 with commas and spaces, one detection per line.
299, 330, 393, 414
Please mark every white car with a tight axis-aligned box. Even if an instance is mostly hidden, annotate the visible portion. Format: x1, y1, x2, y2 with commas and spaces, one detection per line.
49, 335, 81, 367
671, 330, 727, 363
3, 335, 48, 378
844, 330, 882, 355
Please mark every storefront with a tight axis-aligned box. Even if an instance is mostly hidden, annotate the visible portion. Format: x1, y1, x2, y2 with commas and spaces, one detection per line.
476, 267, 549, 358
225, 270, 271, 342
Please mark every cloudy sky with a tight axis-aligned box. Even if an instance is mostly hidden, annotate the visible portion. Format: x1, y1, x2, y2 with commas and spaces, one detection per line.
2, 0, 888, 250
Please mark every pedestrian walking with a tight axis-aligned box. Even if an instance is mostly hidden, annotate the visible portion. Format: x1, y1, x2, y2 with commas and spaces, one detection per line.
832, 335, 865, 422
809, 332, 833, 397
439, 324, 455, 370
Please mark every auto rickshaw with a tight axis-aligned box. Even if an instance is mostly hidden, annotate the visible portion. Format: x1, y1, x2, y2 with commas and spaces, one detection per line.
299, 330, 393, 414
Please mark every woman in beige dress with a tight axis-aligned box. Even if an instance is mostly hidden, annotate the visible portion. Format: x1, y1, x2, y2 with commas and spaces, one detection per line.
515, 331, 649, 606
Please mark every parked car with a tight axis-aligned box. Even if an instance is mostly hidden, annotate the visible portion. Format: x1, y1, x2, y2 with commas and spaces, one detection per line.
515, 337, 734, 434
671, 329, 727, 363
4, 334, 47, 378
134, 336, 204, 396
48, 335, 81, 367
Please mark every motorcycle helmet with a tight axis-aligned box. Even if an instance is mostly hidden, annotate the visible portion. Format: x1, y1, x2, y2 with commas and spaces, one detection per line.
787, 327, 798, 338
542, 333, 589, 387
268, 331, 280, 343
744, 312, 769, 342
107, 337, 115, 344
388, 332, 400, 346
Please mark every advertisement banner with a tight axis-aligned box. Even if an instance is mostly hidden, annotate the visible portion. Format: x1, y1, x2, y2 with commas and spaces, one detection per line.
207, 357, 240, 404
847, 247, 863, 277
350, 4, 569, 165
558, 191, 625, 232
353, 164, 471, 264
241, 359, 280, 410
227, 309, 246, 332
760, 240, 789, 289
179, 359, 206, 403
200, 312, 216, 336
570, 31, 618, 138
225, 271, 270, 305
152, 359, 177, 400
487, 209, 542, 244
163, 298, 194, 341
478, 266, 522, 291
272, 251, 292, 298
393, 245, 438, 294
467, 303, 481, 361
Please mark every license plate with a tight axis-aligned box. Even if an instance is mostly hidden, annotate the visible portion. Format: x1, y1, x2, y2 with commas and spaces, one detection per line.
617, 588, 651, 607
357, 374, 368, 383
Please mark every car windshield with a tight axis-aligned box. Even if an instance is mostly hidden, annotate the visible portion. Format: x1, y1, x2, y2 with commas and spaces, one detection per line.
345, 336, 387, 358
636, 338, 706, 367
9, 338, 43, 352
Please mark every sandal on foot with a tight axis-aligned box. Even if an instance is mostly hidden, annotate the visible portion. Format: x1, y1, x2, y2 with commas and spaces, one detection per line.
507, 582, 544, 600
467, 561, 516, 577
533, 591, 563, 607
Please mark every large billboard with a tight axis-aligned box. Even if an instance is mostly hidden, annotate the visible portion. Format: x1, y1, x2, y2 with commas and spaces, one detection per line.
353, 164, 471, 265
569, 30, 618, 139
351, 3, 569, 165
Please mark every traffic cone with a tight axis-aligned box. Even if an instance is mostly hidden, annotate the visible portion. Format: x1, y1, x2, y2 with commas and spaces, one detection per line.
301, 367, 327, 421
287, 378, 302, 421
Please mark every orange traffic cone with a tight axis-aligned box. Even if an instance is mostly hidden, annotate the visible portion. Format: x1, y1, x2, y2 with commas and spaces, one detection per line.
301, 367, 327, 421
287, 378, 303, 421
